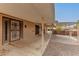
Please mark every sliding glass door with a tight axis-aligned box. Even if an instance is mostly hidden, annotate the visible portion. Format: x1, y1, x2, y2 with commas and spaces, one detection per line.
2, 16, 23, 44
10, 20, 20, 41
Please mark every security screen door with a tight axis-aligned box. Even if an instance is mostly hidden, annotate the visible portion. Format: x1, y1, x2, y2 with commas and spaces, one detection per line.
10, 20, 20, 41
2, 17, 10, 44
2, 16, 23, 45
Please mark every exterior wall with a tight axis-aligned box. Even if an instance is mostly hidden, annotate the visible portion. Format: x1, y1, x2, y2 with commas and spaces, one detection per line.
1, 13, 39, 45
23, 20, 36, 44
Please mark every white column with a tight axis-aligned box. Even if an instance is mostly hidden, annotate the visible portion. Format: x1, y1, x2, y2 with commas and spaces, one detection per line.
41, 23, 44, 50
77, 29, 79, 39
0, 14, 3, 51
41, 17, 45, 53
77, 25, 79, 39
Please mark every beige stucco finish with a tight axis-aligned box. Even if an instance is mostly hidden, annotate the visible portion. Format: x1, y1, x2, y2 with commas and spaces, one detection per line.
23, 20, 36, 43
0, 3, 54, 24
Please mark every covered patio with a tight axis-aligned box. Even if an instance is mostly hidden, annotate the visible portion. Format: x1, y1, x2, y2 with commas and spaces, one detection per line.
0, 4, 55, 55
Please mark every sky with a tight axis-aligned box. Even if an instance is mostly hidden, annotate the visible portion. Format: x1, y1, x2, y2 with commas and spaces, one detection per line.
55, 3, 79, 22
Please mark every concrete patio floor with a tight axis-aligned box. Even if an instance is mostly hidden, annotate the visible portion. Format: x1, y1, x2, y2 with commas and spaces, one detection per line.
0, 34, 50, 56
3, 36, 42, 56
43, 35, 79, 56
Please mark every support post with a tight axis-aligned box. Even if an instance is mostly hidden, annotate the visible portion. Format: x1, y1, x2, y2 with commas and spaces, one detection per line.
77, 24, 79, 39
77, 29, 79, 39
0, 14, 3, 51
41, 17, 45, 53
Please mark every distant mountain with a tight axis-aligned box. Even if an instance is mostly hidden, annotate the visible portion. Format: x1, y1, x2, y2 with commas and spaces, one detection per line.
58, 22, 76, 26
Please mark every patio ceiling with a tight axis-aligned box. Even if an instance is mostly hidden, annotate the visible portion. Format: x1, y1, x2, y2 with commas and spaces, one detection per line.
0, 3, 55, 24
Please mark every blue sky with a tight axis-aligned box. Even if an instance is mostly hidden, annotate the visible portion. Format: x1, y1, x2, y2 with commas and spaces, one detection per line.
55, 3, 79, 22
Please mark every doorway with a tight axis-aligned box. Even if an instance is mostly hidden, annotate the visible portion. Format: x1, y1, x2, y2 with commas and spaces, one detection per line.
5, 20, 8, 41
2, 17, 23, 45
2, 17, 10, 45
35, 25, 40, 35
10, 20, 20, 41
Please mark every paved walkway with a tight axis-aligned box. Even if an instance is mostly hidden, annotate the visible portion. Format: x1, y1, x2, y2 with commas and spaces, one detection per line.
43, 35, 79, 56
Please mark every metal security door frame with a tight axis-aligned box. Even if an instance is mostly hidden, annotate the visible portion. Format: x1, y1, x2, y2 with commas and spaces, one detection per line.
9, 19, 21, 42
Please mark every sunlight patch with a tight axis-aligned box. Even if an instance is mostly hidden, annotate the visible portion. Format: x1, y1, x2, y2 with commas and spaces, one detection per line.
69, 36, 77, 41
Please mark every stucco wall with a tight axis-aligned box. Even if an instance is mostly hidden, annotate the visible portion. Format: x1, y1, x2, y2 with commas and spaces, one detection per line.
23, 20, 37, 43
1, 13, 39, 46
